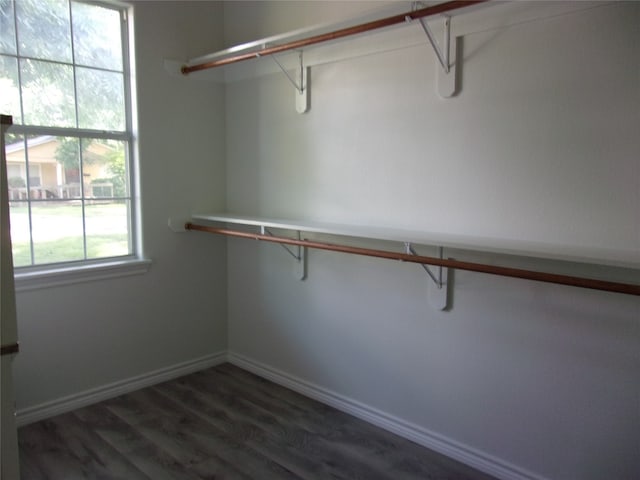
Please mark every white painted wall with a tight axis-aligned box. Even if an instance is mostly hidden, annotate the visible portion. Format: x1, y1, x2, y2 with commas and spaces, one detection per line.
225, 2, 640, 480
13, 1, 228, 413
9, 2, 638, 479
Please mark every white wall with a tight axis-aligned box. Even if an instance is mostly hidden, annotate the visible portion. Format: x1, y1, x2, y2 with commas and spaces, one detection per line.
225, 2, 640, 480
13, 1, 228, 413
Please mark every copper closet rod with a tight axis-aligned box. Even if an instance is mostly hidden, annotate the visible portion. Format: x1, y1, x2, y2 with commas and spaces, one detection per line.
185, 223, 640, 296
182, 0, 488, 74
1, 343, 19, 356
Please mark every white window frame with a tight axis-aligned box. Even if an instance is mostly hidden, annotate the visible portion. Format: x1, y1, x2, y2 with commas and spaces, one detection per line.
2, 0, 149, 290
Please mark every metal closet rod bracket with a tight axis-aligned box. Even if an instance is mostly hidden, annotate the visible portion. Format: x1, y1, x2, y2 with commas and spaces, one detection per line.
404, 243, 445, 288
412, 2, 451, 74
410, 1, 457, 98
404, 242, 449, 310
270, 51, 309, 114
271, 51, 305, 93
261, 226, 308, 280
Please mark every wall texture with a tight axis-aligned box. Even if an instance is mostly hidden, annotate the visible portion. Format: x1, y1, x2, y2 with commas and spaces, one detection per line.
13, 1, 228, 415
224, 2, 640, 480
9, 2, 639, 480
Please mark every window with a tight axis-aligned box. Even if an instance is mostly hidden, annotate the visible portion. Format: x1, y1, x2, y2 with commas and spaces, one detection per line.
1, 0, 136, 270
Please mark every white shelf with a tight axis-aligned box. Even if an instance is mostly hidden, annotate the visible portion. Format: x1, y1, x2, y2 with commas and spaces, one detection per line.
179, 2, 610, 84
191, 213, 640, 270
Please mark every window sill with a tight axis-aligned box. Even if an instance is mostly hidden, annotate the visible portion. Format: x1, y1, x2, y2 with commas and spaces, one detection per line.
14, 258, 152, 292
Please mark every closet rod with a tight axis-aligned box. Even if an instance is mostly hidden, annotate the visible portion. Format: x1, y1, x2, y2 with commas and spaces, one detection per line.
185, 223, 640, 296
182, 0, 487, 74
1, 343, 19, 356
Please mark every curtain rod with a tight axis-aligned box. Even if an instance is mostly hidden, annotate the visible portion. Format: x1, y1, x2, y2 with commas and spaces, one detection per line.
185, 223, 640, 296
182, 0, 488, 74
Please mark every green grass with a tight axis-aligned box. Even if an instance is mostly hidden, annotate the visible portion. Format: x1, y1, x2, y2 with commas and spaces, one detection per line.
12, 234, 130, 267
10, 202, 130, 267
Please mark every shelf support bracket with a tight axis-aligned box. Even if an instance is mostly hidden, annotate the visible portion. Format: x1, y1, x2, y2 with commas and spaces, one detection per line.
262, 227, 307, 280
271, 51, 310, 114
413, 2, 457, 98
404, 243, 449, 310
417, 14, 450, 74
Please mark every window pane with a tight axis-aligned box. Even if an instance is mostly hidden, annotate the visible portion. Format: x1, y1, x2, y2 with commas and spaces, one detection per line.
76, 67, 124, 131
16, 0, 72, 63
31, 201, 84, 264
23, 136, 78, 200
85, 199, 131, 259
53, 137, 81, 198
0, 55, 21, 123
9, 201, 32, 267
0, 0, 16, 55
21, 59, 75, 127
72, 1, 122, 71
6, 135, 30, 267
6, 137, 27, 200
83, 139, 128, 198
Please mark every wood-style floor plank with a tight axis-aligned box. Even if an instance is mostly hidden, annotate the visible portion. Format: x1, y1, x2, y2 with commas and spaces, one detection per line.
18, 410, 150, 480
212, 365, 487, 479
18, 363, 497, 480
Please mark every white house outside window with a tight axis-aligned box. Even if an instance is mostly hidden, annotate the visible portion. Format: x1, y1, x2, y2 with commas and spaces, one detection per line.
0, 0, 136, 270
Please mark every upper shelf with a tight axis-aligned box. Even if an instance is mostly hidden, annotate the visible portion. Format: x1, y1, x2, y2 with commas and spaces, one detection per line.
176, 1, 612, 83
182, 1, 488, 75
191, 213, 640, 270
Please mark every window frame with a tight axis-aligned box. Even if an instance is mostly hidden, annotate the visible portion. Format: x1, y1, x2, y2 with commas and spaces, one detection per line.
1, 0, 148, 288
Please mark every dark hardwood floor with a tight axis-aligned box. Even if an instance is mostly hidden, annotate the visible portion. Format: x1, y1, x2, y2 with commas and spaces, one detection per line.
18, 363, 497, 479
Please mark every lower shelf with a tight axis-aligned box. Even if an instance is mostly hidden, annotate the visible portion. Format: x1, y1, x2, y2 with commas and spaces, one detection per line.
186, 214, 640, 298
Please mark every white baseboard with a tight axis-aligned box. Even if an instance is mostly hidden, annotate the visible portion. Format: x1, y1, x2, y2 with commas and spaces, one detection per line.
16, 351, 227, 427
228, 351, 547, 480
